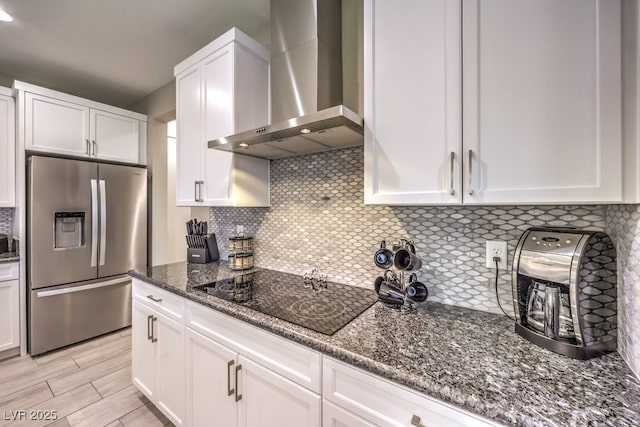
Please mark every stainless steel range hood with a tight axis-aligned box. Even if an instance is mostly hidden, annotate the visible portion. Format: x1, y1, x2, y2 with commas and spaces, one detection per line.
209, 0, 363, 160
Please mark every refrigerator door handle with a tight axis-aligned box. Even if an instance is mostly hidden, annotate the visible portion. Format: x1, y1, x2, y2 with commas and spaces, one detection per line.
99, 179, 107, 266
36, 276, 131, 298
90, 179, 98, 267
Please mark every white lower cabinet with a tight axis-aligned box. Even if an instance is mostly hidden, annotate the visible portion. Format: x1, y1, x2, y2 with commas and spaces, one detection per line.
323, 358, 499, 427
0, 263, 19, 354
184, 299, 321, 427
132, 279, 498, 427
131, 298, 185, 427
238, 355, 321, 427
131, 300, 156, 399
155, 311, 186, 425
186, 328, 238, 427
323, 400, 376, 427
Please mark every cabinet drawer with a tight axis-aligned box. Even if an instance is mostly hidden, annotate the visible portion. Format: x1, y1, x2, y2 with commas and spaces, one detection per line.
0, 263, 18, 281
323, 358, 500, 427
187, 300, 321, 393
132, 279, 185, 321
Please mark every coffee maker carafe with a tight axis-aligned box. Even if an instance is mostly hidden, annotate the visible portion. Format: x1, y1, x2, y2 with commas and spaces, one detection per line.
512, 227, 617, 359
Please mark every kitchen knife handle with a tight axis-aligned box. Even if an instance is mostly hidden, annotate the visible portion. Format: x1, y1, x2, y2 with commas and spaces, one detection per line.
235, 364, 242, 402
147, 315, 153, 341
468, 149, 473, 196
411, 415, 427, 427
227, 360, 235, 396
449, 151, 455, 196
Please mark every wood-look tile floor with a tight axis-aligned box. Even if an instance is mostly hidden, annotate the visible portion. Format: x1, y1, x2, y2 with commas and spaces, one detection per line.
0, 329, 174, 427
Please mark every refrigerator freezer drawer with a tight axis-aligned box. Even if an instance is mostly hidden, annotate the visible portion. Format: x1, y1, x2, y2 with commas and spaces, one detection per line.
29, 275, 132, 355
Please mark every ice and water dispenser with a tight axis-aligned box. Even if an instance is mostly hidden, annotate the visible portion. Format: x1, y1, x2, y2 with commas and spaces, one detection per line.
54, 212, 85, 249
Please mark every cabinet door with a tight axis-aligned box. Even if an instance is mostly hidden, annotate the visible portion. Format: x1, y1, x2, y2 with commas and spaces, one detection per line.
156, 311, 186, 427
25, 92, 91, 157
0, 94, 15, 207
0, 279, 19, 353
90, 109, 140, 164
323, 400, 376, 427
323, 358, 498, 427
176, 66, 204, 206
238, 356, 321, 427
131, 300, 156, 400
463, 0, 622, 204
201, 44, 235, 205
364, 0, 462, 205
186, 328, 238, 427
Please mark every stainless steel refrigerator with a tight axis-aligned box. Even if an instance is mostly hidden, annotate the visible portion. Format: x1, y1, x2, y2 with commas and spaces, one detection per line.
27, 155, 147, 355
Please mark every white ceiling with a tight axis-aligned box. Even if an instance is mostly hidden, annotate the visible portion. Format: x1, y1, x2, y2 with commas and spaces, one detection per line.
0, 0, 270, 108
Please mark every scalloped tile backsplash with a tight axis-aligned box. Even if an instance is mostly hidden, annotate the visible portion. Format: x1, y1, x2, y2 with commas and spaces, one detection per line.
208, 147, 638, 378
0, 208, 12, 236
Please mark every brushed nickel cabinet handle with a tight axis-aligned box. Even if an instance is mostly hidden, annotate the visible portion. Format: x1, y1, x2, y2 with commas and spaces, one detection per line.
147, 315, 153, 341
147, 295, 162, 303
468, 149, 474, 196
92, 140, 97, 156
194, 181, 198, 202
449, 151, 455, 196
411, 415, 427, 427
86, 139, 91, 156
227, 360, 235, 396
235, 364, 242, 402
194, 180, 204, 202
151, 317, 158, 343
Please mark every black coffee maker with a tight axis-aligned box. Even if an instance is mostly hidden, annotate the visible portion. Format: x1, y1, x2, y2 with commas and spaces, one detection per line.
512, 227, 617, 359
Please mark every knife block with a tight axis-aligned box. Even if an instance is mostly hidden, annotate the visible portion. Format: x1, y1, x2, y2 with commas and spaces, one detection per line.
187, 247, 211, 264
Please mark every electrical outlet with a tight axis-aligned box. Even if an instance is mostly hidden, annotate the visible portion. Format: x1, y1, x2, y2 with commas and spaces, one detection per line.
236, 225, 244, 236
485, 241, 508, 269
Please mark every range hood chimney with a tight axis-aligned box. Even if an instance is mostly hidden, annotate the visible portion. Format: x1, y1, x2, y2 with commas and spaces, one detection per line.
208, 0, 363, 160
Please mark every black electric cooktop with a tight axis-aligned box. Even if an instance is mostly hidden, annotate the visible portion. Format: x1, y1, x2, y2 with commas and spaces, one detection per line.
193, 269, 377, 335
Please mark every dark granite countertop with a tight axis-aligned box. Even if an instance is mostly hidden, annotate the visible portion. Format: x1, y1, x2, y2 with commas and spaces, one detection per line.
130, 261, 640, 427
0, 252, 19, 263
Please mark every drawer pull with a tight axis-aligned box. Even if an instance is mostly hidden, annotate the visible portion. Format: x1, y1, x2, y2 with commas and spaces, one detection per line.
147, 295, 162, 303
227, 360, 235, 396
235, 364, 242, 402
411, 415, 427, 427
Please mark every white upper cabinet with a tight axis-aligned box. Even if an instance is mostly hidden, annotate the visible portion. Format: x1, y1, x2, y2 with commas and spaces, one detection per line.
365, 0, 623, 205
174, 28, 270, 207
463, 0, 622, 204
90, 109, 143, 164
364, 0, 462, 205
24, 92, 90, 157
15, 81, 147, 165
0, 89, 15, 207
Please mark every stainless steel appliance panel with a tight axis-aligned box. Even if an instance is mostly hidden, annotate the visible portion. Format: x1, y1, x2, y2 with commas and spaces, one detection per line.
29, 275, 131, 355
97, 164, 147, 278
28, 156, 98, 289
517, 250, 574, 285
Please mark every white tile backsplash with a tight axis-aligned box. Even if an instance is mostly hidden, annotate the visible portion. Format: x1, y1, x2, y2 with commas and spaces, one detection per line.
207, 147, 639, 380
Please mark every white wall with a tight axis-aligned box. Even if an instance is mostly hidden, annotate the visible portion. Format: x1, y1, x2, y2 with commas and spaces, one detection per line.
130, 80, 175, 266
131, 80, 208, 265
